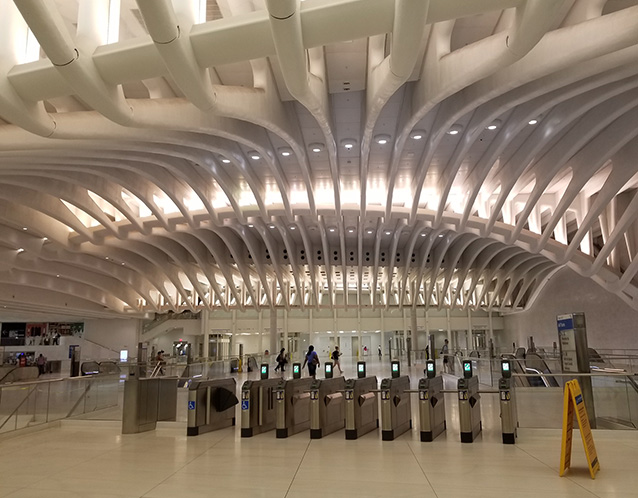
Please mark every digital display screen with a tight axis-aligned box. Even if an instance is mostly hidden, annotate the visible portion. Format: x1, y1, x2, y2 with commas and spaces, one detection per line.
502, 362, 510, 371
358, 364, 365, 372
326, 363, 332, 372
293, 365, 300, 373
392, 363, 399, 372
119, 350, 128, 362
427, 363, 434, 372
261, 366, 268, 375
464, 362, 471, 372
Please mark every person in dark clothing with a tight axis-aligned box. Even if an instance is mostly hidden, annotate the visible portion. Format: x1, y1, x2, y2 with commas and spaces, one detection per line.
331, 346, 342, 374
274, 348, 288, 373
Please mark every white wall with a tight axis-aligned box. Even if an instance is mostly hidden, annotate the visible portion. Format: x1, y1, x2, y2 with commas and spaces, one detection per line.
84, 318, 139, 353
503, 267, 638, 351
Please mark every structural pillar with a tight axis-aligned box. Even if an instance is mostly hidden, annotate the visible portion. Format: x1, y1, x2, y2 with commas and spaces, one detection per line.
269, 309, 277, 356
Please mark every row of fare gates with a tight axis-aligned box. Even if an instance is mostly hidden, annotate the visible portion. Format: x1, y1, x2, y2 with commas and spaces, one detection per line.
184, 359, 518, 444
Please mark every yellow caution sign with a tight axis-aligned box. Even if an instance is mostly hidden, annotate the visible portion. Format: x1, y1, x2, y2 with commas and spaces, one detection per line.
559, 379, 600, 479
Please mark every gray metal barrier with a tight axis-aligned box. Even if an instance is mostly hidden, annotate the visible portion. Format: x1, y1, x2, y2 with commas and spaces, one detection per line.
499, 362, 518, 444
309, 376, 346, 439
275, 377, 314, 438
418, 375, 446, 442
187, 378, 238, 436
240, 378, 281, 437
122, 377, 178, 434
380, 375, 411, 441
344, 376, 378, 440
458, 375, 481, 442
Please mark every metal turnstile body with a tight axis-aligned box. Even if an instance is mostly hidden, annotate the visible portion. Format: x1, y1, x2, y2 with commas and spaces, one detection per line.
122, 377, 178, 434
344, 376, 378, 440
458, 376, 481, 442
187, 378, 238, 436
499, 377, 518, 444
275, 377, 314, 438
380, 375, 411, 441
309, 377, 346, 438
418, 376, 446, 441
240, 378, 281, 437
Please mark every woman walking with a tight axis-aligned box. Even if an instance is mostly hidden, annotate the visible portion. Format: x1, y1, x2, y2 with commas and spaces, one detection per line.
302, 345, 320, 379
274, 348, 287, 373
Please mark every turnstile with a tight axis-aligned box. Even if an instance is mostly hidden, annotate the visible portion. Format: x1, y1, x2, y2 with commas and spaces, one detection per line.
122, 377, 178, 434
499, 360, 518, 444
418, 376, 446, 441
309, 376, 345, 438
458, 375, 481, 442
187, 378, 238, 436
380, 375, 411, 441
344, 376, 378, 440
240, 378, 281, 437
275, 377, 314, 438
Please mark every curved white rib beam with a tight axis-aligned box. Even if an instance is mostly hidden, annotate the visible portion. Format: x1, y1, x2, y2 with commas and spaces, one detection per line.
14, 0, 134, 126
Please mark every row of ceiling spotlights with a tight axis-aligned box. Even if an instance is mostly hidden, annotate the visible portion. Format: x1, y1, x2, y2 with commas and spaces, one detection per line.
245, 223, 444, 238
219, 119, 540, 162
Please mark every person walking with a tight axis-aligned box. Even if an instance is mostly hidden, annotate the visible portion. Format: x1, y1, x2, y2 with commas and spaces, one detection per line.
378, 345, 382, 359
441, 339, 449, 373
331, 346, 342, 375
274, 348, 288, 373
36, 354, 46, 376
302, 345, 320, 379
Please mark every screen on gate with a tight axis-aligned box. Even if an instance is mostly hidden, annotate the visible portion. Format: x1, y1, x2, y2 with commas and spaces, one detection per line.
463, 361, 472, 378
501, 360, 511, 378
358, 364, 364, 373
427, 362, 434, 372
326, 363, 332, 373
261, 365, 267, 375
293, 364, 300, 374
391, 361, 400, 378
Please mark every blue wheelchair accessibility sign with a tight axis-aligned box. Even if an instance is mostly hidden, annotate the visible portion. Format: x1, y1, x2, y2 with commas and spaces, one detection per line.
188, 401, 196, 410
241, 400, 249, 410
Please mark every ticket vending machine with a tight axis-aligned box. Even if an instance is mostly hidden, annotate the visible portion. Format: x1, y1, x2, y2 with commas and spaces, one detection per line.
499, 359, 518, 444
458, 360, 481, 443
418, 360, 446, 442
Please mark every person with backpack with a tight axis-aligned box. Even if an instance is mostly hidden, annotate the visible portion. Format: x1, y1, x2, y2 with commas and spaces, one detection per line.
302, 345, 320, 379
331, 346, 342, 375
274, 347, 288, 373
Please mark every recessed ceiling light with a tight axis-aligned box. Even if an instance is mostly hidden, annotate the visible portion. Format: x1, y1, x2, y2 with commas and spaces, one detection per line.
309, 143, 324, 153
278, 147, 292, 157
447, 124, 463, 135
340, 138, 356, 150
347, 227, 356, 233
247, 224, 253, 228
384, 230, 392, 235
220, 157, 231, 164
43, 237, 48, 242
17, 248, 24, 253
56, 274, 60, 277
438, 234, 444, 238
248, 151, 260, 160
328, 226, 337, 233
366, 228, 374, 234
121, 262, 125, 265
289, 224, 297, 230
269, 224, 276, 229
528, 119, 538, 125
486, 119, 501, 130
22, 227, 27, 231
420, 232, 427, 237
409, 130, 425, 140
105, 257, 109, 260
375, 134, 391, 145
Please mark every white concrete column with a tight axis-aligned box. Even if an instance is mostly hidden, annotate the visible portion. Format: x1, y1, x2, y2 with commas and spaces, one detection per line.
466, 308, 473, 353
411, 309, 418, 351
283, 308, 288, 353
380, 309, 385, 356
446, 308, 452, 349
269, 309, 277, 355
309, 309, 315, 349
201, 310, 210, 358
258, 310, 263, 354
357, 308, 362, 359
488, 310, 494, 355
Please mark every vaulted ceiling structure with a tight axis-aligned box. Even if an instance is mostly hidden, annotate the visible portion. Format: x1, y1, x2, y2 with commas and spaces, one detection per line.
1, 0, 638, 318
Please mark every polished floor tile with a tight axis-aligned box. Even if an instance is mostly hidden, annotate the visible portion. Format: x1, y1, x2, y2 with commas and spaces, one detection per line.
1, 409, 637, 498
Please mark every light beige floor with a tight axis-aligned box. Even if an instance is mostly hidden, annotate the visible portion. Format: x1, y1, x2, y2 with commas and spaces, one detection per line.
0, 419, 635, 498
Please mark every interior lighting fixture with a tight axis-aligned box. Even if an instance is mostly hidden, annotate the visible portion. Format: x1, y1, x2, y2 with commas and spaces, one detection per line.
248, 151, 260, 160
384, 230, 392, 235
17, 248, 24, 253
420, 232, 427, 237
366, 228, 374, 234
375, 134, 391, 145
56, 274, 60, 277
347, 226, 356, 233
269, 224, 276, 229
247, 224, 254, 228
341, 138, 356, 150
220, 157, 231, 164
278, 147, 292, 157
328, 226, 337, 233
289, 224, 297, 230
22, 227, 27, 231
309, 143, 324, 153
486, 119, 501, 130
447, 124, 463, 135
409, 130, 426, 140
528, 119, 538, 125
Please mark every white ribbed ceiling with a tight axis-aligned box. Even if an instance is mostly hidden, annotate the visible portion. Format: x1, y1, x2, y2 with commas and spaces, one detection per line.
1, 0, 638, 318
